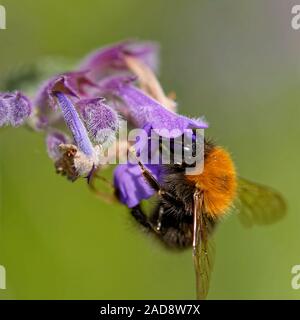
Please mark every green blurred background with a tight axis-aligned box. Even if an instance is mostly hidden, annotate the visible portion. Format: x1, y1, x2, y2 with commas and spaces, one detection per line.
0, 0, 299, 299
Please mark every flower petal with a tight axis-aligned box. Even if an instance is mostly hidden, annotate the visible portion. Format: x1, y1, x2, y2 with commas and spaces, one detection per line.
34, 71, 96, 112
99, 76, 208, 137
79, 40, 159, 79
114, 164, 161, 208
0, 92, 32, 127
54, 92, 94, 157
46, 131, 71, 161
8, 92, 32, 127
0, 95, 9, 126
77, 98, 119, 146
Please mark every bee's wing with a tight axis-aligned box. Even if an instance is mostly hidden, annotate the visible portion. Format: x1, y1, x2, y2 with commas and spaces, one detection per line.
193, 192, 216, 300
235, 177, 287, 227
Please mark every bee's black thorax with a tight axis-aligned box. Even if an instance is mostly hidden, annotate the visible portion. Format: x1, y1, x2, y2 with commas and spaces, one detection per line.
144, 139, 216, 249
158, 138, 215, 215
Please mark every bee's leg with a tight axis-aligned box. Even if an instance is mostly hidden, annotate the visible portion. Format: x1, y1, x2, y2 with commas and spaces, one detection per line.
129, 147, 181, 205
140, 162, 182, 205
138, 160, 182, 205
155, 206, 164, 232
150, 204, 194, 248
131, 205, 155, 232
88, 168, 115, 204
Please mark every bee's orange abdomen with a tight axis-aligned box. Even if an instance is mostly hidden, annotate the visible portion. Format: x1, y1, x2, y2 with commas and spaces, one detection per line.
186, 147, 237, 218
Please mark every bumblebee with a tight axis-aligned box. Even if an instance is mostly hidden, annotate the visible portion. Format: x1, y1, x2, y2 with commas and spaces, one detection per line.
126, 138, 286, 299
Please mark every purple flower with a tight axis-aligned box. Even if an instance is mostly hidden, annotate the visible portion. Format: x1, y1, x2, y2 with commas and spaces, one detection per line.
0, 40, 208, 196
0, 95, 9, 126
99, 76, 208, 137
104, 74, 208, 208
32, 71, 121, 180
79, 40, 159, 80
34, 71, 96, 111
54, 92, 94, 157
114, 164, 162, 208
0, 92, 32, 127
47, 92, 104, 180
77, 98, 119, 146
46, 131, 71, 161
33, 71, 97, 130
